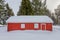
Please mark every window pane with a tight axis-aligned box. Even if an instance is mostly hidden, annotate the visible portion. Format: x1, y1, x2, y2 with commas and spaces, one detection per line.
34, 24, 38, 28
21, 24, 25, 28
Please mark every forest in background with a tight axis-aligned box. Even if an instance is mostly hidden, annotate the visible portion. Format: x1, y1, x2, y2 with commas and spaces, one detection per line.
0, 0, 60, 25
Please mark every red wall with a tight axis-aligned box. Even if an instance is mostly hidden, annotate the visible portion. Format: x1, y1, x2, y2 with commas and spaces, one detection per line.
8, 23, 21, 31
25, 23, 34, 30
39, 23, 52, 31
46, 23, 52, 31
7, 23, 52, 31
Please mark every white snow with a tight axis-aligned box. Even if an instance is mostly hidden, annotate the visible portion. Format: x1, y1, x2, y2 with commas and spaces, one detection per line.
0, 25, 3, 27
6, 16, 53, 23
0, 25, 60, 40
53, 25, 60, 31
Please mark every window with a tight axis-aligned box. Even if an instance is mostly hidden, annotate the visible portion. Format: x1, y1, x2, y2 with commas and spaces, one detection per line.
34, 24, 38, 28
21, 24, 25, 28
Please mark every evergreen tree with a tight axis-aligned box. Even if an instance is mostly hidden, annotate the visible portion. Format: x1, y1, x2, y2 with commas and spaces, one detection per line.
0, 0, 14, 25
0, 0, 7, 25
55, 5, 60, 24
51, 13, 57, 25
42, 0, 50, 16
32, 0, 51, 16
32, 0, 42, 15
6, 3, 14, 17
17, 0, 34, 16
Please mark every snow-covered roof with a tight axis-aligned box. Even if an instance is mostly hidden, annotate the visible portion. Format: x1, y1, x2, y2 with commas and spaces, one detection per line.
6, 16, 53, 23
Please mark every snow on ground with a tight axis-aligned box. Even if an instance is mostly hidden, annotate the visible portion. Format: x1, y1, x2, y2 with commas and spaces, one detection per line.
53, 25, 60, 31
0, 25, 60, 40
0, 25, 4, 27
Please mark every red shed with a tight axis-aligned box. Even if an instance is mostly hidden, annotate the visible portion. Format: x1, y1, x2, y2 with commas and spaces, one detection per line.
6, 16, 53, 31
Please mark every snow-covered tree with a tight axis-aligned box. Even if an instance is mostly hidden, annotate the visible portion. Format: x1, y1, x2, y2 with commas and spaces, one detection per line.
31, 0, 51, 16
0, 0, 14, 25
6, 3, 14, 17
32, 0, 42, 15
55, 5, 60, 24
0, 0, 6, 24
17, 0, 34, 16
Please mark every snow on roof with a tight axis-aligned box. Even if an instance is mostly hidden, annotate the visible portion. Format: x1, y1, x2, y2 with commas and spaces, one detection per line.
6, 16, 53, 23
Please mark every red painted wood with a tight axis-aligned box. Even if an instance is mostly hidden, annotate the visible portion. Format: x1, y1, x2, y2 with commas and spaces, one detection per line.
25, 23, 34, 30
39, 23, 41, 30
46, 23, 52, 31
7, 23, 52, 31
42, 24, 46, 30
8, 23, 20, 31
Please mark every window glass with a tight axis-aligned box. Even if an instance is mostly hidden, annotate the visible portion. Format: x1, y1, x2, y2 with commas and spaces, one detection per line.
34, 24, 38, 28
21, 24, 25, 28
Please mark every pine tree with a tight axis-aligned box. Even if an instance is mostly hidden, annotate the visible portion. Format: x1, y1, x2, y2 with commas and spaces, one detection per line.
40, 0, 47, 15
51, 13, 57, 25
17, 0, 34, 16
0, 0, 14, 25
55, 5, 60, 24
6, 3, 14, 17
32, 0, 42, 15
32, 0, 51, 16
0, 0, 7, 25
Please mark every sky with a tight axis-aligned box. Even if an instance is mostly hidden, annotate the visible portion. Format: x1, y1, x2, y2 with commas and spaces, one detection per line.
5, 0, 60, 16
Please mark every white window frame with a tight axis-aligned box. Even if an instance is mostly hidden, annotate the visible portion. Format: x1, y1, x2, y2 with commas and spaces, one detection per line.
21, 24, 25, 28
34, 23, 38, 28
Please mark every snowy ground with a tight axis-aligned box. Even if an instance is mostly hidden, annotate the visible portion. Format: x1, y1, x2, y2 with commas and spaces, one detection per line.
0, 25, 60, 40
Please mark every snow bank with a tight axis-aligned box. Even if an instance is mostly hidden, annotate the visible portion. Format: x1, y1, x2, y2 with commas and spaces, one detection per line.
53, 25, 60, 31
0, 25, 3, 27
0, 25, 60, 40
0, 25, 7, 32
